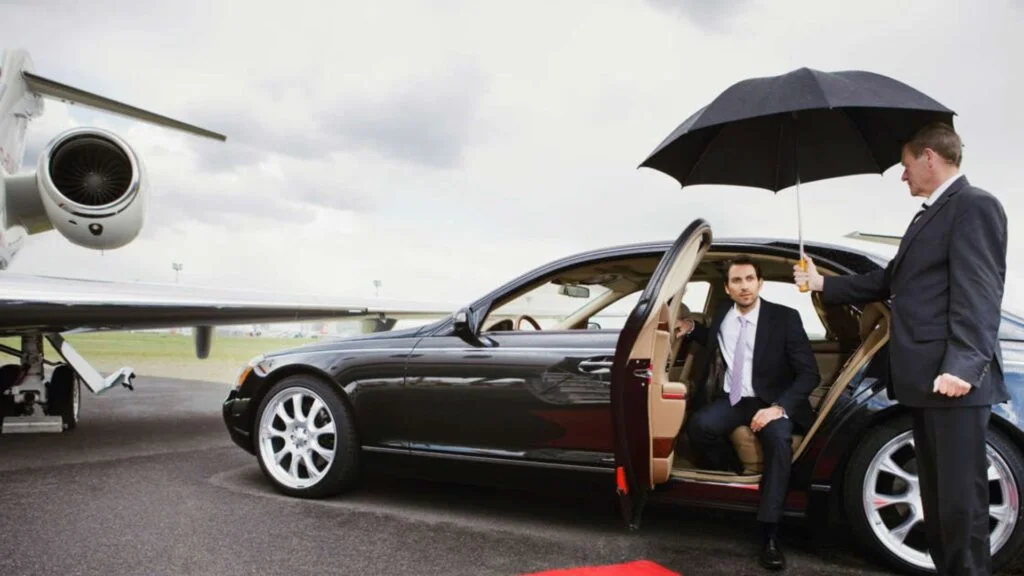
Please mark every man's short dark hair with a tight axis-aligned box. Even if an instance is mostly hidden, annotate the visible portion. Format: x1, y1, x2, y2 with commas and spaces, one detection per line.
904, 122, 963, 167
724, 255, 762, 280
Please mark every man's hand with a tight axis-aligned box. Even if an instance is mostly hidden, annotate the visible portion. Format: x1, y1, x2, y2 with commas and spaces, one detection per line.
674, 318, 694, 339
933, 373, 973, 397
750, 406, 785, 432
793, 255, 825, 292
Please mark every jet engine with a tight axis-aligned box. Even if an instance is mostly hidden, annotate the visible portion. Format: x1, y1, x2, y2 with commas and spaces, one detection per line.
36, 127, 147, 250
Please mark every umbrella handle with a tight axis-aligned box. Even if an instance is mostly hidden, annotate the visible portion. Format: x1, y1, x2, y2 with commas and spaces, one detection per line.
798, 256, 809, 293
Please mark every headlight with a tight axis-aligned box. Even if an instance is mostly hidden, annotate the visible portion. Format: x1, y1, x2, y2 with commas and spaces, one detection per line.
234, 354, 269, 389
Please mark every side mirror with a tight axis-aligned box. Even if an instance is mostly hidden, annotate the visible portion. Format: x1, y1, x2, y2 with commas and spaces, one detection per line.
453, 308, 472, 335
452, 308, 492, 347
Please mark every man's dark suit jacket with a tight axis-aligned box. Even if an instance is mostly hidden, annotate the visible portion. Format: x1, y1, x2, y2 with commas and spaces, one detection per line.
688, 298, 820, 431
823, 175, 1009, 408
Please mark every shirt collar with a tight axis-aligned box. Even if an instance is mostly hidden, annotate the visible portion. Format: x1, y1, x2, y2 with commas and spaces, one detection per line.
731, 297, 761, 325
925, 173, 963, 207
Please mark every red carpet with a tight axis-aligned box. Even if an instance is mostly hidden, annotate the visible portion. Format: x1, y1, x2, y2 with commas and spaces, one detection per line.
522, 560, 680, 576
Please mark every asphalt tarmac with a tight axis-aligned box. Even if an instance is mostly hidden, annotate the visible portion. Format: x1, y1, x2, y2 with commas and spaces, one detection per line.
0, 377, 1015, 576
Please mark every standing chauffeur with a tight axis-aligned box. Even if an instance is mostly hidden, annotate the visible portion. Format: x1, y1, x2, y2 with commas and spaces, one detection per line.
795, 122, 1008, 576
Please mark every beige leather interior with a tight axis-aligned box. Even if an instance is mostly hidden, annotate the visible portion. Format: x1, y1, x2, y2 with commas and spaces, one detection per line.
648, 303, 688, 484
667, 307, 709, 381
725, 302, 891, 474
625, 225, 710, 487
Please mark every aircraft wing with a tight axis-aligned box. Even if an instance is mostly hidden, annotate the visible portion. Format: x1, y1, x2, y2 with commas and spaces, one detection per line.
0, 272, 457, 335
22, 71, 226, 142
843, 231, 902, 246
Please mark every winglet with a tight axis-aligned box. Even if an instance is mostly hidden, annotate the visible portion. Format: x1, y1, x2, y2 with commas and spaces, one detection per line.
23, 71, 226, 142
843, 231, 902, 246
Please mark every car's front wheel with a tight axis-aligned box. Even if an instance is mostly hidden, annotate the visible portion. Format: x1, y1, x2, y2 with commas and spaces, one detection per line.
844, 414, 1024, 575
254, 375, 359, 498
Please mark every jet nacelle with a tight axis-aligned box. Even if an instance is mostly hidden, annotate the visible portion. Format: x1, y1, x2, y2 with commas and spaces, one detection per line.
4, 127, 149, 256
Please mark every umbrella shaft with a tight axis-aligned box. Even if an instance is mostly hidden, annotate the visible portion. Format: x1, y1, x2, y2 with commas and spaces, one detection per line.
794, 127, 808, 293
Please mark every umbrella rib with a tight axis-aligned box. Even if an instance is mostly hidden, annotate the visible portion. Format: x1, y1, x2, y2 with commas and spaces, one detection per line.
773, 119, 786, 192
839, 108, 885, 173
682, 125, 727, 187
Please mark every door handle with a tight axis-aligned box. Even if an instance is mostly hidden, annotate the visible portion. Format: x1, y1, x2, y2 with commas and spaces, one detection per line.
578, 359, 612, 374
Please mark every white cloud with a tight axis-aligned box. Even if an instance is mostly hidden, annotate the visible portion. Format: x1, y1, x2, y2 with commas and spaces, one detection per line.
2, 0, 1022, 314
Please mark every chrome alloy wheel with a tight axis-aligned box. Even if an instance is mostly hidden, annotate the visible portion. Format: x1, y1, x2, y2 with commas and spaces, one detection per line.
862, 430, 1019, 571
257, 387, 338, 490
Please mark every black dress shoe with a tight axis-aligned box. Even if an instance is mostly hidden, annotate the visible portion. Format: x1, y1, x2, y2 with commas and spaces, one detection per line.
759, 537, 786, 570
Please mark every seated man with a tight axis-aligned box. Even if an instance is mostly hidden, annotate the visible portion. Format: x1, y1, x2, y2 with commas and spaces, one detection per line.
673, 305, 693, 340
676, 255, 819, 571
671, 302, 704, 375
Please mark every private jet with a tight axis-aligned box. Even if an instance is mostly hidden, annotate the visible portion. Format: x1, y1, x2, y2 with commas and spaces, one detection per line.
0, 49, 454, 434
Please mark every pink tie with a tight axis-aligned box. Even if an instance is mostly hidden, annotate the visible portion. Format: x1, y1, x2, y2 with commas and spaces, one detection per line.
729, 316, 748, 406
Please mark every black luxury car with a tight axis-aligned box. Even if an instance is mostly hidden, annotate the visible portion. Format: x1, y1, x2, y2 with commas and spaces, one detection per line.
223, 220, 1024, 575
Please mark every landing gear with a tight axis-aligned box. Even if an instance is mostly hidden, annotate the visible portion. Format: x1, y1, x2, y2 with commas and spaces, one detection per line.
46, 364, 80, 430
0, 332, 134, 434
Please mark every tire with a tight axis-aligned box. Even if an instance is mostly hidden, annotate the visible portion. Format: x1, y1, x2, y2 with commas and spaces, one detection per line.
46, 364, 80, 430
252, 375, 359, 499
843, 414, 1024, 575
0, 364, 21, 430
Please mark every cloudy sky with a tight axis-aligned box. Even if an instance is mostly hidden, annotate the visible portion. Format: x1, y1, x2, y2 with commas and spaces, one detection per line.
3, 0, 1023, 312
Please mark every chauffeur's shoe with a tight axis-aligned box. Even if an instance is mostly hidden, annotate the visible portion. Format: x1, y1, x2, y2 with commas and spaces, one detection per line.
759, 537, 786, 570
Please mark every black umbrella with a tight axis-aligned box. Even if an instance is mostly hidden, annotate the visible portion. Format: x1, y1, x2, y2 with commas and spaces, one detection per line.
639, 67, 955, 288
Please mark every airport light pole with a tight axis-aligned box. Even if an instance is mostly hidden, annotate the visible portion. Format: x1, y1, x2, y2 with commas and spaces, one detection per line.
373, 279, 381, 297
172, 262, 182, 283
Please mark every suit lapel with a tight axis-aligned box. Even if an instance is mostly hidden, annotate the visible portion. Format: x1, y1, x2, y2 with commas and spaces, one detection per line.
703, 301, 732, 398
712, 298, 770, 370
891, 175, 966, 274
752, 299, 771, 371
708, 301, 731, 356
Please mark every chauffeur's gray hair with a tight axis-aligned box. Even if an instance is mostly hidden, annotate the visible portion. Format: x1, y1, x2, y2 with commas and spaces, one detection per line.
905, 122, 963, 167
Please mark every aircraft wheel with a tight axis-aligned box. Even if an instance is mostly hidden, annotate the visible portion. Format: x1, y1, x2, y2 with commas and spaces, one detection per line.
0, 364, 21, 429
46, 364, 80, 430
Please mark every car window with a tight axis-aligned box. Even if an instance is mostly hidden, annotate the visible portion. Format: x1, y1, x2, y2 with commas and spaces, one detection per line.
483, 280, 613, 330
756, 281, 829, 341
590, 281, 711, 331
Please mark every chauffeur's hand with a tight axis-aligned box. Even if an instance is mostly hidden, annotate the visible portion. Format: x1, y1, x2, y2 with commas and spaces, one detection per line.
751, 406, 785, 432
933, 373, 972, 397
793, 255, 824, 292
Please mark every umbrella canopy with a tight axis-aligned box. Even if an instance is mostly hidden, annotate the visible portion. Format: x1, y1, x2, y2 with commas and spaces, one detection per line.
639, 67, 955, 191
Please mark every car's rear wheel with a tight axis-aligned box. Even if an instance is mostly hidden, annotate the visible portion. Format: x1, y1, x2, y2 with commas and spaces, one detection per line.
254, 375, 359, 498
844, 414, 1024, 575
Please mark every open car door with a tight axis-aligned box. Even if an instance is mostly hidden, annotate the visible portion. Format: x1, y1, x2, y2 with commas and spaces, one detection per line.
611, 218, 712, 529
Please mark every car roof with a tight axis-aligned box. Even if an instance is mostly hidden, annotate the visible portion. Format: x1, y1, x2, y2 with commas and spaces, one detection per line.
559, 236, 889, 276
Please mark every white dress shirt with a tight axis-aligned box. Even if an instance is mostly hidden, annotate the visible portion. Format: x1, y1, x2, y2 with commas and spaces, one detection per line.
924, 172, 963, 207
719, 297, 760, 399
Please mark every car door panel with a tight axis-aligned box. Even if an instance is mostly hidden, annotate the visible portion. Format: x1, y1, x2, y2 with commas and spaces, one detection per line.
612, 218, 713, 529
402, 330, 619, 466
